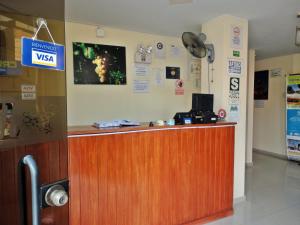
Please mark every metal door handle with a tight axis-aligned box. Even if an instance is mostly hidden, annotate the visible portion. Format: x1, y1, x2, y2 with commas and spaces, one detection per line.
21, 155, 41, 225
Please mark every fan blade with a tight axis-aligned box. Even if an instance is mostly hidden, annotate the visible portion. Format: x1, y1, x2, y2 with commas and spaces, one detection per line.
182, 32, 207, 58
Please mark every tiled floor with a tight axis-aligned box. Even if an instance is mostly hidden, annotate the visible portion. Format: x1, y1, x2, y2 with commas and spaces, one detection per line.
206, 153, 300, 225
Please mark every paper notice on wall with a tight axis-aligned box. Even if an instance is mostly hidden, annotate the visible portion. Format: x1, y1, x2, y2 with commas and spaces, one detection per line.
190, 60, 201, 75
175, 79, 184, 95
169, 44, 181, 58
186, 53, 200, 80
153, 68, 164, 86
228, 59, 242, 76
229, 77, 240, 104
154, 41, 166, 59
21, 84, 36, 100
22, 92, 36, 100
228, 77, 240, 122
228, 104, 240, 122
21, 84, 36, 93
270, 68, 282, 77
194, 78, 201, 89
133, 80, 150, 93
135, 64, 149, 76
231, 25, 243, 49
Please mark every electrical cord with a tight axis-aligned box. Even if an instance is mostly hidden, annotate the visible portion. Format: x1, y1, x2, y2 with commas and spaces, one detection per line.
208, 62, 210, 94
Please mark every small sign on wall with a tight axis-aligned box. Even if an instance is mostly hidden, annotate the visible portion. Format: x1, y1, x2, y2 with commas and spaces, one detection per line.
135, 64, 149, 76
228, 104, 240, 122
233, 50, 240, 57
228, 77, 240, 122
154, 41, 166, 59
21, 84, 36, 100
166, 67, 180, 79
22, 93, 36, 100
133, 80, 150, 93
175, 79, 184, 95
231, 25, 243, 49
229, 77, 240, 104
21, 37, 65, 71
270, 68, 282, 77
228, 59, 242, 76
190, 60, 201, 75
21, 84, 36, 93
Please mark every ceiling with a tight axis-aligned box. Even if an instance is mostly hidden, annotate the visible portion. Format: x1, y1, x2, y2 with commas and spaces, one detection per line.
0, 0, 64, 20
66, 0, 300, 60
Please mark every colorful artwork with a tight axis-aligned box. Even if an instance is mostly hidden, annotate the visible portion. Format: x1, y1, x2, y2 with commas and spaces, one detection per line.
73, 42, 126, 85
287, 139, 300, 152
287, 109, 300, 136
286, 74, 300, 161
287, 76, 300, 108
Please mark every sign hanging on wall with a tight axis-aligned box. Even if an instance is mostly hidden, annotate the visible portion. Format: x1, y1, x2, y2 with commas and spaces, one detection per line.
228, 77, 240, 122
166, 66, 180, 79
233, 50, 240, 57
229, 77, 240, 103
286, 74, 300, 161
228, 59, 242, 76
21, 84, 36, 100
154, 41, 166, 59
21, 37, 65, 71
133, 80, 150, 93
270, 68, 282, 77
231, 25, 243, 49
228, 104, 240, 122
175, 79, 184, 95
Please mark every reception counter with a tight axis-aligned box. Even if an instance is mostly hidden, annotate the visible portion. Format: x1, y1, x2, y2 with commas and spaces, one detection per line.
68, 122, 235, 225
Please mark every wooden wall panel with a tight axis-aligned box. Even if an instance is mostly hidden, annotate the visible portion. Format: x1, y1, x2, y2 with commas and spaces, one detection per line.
68, 126, 235, 225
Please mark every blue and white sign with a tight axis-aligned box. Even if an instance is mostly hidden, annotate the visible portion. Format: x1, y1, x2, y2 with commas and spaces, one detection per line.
21, 37, 65, 71
287, 109, 300, 137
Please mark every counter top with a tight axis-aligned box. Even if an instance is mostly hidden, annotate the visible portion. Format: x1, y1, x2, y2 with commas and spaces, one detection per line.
68, 121, 236, 136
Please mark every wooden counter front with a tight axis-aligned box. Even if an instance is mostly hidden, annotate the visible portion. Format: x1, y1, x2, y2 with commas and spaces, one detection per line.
68, 123, 235, 225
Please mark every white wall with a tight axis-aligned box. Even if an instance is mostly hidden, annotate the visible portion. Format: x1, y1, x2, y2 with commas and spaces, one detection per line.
246, 49, 255, 165
254, 54, 295, 156
201, 15, 249, 200
292, 54, 300, 73
66, 22, 201, 125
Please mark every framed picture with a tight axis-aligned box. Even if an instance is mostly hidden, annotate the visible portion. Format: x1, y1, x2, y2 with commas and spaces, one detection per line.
254, 70, 269, 100
166, 66, 180, 79
73, 42, 126, 85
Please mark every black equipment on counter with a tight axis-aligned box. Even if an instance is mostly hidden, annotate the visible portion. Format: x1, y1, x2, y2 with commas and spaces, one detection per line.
173, 93, 218, 125
192, 93, 213, 112
174, 112, 192, 125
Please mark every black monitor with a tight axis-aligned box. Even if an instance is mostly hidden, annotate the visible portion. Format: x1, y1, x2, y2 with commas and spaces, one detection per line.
192, 94, 213, 112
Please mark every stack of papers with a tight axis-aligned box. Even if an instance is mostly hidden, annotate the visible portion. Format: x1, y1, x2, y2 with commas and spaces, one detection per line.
94, 120, 140, 128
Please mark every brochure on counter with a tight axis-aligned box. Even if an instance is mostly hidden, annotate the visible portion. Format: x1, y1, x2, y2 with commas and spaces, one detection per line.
94, 120, 140, 128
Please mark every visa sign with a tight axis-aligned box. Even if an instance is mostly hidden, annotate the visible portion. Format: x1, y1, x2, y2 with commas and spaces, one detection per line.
21, 37, 65, 71
32, 50, 57, 67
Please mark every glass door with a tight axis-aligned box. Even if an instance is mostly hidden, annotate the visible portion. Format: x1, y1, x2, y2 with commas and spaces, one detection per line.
0, 1, 68, 225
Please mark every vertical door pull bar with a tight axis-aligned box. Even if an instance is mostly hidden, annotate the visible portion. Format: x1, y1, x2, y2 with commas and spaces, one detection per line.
22, 155, 40, 225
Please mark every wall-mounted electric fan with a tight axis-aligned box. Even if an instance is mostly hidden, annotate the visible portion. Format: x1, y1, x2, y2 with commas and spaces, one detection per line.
182, 32, 215, 64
